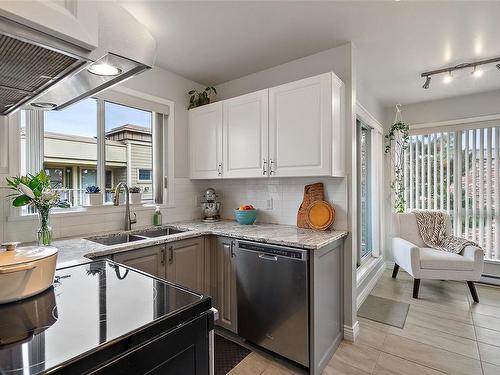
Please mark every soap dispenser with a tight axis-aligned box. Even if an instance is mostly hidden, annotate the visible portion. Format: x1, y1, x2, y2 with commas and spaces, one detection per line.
153, 206, 162, 226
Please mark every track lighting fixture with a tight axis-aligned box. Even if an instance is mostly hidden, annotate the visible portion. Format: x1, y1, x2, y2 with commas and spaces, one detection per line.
420, 56, 500, 89
422, 76, 431, 89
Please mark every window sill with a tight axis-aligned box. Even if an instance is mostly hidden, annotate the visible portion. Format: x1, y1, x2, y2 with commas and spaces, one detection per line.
357, 256, 383, 287
7, 202, 176, 222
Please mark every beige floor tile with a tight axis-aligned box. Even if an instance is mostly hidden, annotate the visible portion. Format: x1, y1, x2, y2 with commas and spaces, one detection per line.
357, 319, 389, 350
478, 341, 500, 366
482, 361, 500, 375
228, 352, 270, 375
473, 312, 500, 332
382, 334, 483, 375
405, 308, 476, 340
332, 341, 381, 374
471, 302, 500, 318
373, 352, 446, 375
410, 304, 473, 324
476, 326, 500, 347
261, 362, 302, 375
323, 359, 370, 375
386, 322, 479, 359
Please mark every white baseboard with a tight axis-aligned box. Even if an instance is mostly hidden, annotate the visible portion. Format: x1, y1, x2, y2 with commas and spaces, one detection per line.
343, 321, 359, 342
356, 258, 386, 309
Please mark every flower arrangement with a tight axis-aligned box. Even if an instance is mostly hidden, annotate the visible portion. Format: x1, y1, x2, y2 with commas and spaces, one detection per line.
6, 171, 69, 245
85, 185, 101, 194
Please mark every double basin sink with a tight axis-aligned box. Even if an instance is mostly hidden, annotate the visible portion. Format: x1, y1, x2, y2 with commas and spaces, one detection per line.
87, 227, 188, 246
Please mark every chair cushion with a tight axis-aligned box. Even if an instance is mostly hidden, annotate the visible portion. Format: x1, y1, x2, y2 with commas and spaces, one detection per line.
419, 248, 474, 271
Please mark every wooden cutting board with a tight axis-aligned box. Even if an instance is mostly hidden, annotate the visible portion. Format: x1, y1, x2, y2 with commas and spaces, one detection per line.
305, 200, 335, 230
297, 183, 324, 229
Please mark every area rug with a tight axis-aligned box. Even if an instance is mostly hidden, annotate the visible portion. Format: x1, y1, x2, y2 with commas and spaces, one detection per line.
215, 334, 251, 375
358, 295, 410, 328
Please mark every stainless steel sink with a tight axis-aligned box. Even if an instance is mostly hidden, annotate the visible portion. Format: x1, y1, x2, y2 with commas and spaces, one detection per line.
136, 227, 188, 238
87, 234, 147, 246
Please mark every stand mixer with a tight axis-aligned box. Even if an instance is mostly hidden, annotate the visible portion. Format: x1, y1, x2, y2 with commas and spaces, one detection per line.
201, 188, 220, 222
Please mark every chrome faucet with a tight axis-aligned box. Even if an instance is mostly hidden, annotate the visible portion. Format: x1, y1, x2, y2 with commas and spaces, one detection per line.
113, 182, 137, 230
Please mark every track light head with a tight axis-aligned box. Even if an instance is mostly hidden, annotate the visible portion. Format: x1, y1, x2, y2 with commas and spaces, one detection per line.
422, 76, 431, 89
496, 64, 500, 71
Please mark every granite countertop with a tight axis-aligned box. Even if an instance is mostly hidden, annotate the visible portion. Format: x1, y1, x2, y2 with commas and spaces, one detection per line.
53, 220, 348, 269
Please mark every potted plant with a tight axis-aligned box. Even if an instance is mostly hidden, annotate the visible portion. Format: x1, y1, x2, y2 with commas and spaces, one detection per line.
85, 186, 102, 206
385, 105, 410, 213
188, 87, 217, 109
129, 186, 142, 204
6, 171, 70, 245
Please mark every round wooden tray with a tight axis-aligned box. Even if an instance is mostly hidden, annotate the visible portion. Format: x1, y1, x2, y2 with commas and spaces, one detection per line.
305, 200, 335, 230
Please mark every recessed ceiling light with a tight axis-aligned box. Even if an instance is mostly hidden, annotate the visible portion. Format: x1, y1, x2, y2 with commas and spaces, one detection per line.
87, 62, 122, 77
31, 102, 57, 109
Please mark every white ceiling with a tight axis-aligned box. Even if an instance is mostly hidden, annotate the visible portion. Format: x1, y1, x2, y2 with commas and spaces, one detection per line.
118, 1, 500, 106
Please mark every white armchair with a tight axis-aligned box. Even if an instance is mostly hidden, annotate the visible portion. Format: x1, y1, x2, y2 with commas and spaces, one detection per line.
391, 212, 484, 302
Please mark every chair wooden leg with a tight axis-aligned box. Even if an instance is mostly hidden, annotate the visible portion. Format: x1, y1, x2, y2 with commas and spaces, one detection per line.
413, 279, 420, 299
392, 264, 400, 279
467, 281, 479, 303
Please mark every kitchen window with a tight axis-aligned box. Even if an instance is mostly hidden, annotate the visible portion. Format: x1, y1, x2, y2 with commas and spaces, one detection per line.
19, 89, 173, 212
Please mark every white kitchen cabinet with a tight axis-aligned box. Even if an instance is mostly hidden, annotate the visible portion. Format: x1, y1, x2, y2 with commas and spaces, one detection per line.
269, 72, 343, 177
189, 102, 223, 179
223, 90, 269, 178
0, 1, 98, 50
188, 72, 344, 179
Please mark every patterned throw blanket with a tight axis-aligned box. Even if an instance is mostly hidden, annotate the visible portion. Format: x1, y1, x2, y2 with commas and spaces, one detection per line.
413, 210, 481, 254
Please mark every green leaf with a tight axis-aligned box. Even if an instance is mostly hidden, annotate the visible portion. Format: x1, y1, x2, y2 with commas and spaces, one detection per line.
12, 195, 31, 207
188, 90, 195, 95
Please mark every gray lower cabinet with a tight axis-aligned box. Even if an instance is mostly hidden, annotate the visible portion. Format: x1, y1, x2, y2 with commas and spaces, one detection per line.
112, 245, 166, 279
165, 237, 205, 293
112, 238, 205, 294
214, 237, 237, 333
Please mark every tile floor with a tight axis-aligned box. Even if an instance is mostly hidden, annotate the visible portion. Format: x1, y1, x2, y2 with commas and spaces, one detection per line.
229, 268, 500, 374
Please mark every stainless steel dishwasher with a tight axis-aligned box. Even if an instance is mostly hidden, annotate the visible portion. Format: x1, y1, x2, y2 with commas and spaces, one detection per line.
234, 240, 309, 367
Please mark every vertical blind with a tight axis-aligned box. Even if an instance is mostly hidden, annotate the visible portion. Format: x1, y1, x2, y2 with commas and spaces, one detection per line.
404, 125, 499, 259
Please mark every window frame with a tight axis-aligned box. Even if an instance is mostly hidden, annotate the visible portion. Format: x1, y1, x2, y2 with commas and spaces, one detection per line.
13, 87, 175, 218
137, 168, 153, 183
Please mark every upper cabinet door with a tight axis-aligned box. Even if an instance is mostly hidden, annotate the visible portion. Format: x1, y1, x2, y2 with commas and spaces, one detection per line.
189, 102, 223, 179
0, 1, 98, 50
223, 90, 269, 178
269, 73, 333, 177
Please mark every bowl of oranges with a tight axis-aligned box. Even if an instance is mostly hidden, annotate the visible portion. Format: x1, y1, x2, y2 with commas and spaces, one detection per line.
234, 204, 257, 225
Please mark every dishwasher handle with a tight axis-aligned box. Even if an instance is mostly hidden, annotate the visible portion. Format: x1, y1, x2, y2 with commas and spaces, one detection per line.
258, 253, 278, 261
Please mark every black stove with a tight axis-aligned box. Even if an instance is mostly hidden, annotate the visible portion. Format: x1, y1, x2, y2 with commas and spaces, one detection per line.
0, 260, 213, 374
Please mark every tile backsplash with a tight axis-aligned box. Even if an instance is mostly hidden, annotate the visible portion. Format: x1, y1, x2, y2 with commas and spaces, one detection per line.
198, 177, 348, 230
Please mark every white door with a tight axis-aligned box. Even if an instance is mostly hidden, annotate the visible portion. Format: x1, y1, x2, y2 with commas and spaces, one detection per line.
223, 90, 269, 178
269, 73, 332, 177
189, 102, 223, 179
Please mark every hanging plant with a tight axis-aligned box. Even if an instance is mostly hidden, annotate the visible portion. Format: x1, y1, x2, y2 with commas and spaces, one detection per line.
385, 104, 410, 213
188, 87, 217, 109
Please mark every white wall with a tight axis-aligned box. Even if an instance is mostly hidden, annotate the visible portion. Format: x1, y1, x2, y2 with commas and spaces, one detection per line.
0, 66, 207, 244
357, 79, 385, 125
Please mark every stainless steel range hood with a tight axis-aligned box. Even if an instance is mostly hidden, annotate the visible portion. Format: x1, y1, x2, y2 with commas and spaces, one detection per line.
0, 2, 156, 116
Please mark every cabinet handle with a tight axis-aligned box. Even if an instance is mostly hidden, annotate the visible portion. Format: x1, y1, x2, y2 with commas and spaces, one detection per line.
269, 159, 275, 175
217, 162, 222, 176
263, 158, 268, 175
161, 247, 166, 265
230, 241, 235, 258
168, 246, 174, 264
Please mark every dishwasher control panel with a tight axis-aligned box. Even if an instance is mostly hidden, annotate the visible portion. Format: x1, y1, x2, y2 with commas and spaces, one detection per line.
237, 241, 307, 260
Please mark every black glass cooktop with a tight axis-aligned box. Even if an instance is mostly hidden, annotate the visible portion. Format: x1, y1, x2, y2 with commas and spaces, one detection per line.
0, 260, 207, 374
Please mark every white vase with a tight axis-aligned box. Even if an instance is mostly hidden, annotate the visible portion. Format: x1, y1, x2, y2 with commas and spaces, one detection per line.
87, 193, 103, 206
130, 192, 142, 204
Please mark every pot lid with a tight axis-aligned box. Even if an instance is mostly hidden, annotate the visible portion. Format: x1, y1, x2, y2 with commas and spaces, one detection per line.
0, 246, 57, 267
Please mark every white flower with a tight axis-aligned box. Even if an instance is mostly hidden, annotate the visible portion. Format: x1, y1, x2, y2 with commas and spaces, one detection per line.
18, 183, 35, 199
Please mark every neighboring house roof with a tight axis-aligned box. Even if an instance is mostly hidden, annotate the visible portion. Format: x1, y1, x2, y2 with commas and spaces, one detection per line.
105, 124, 151, 136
